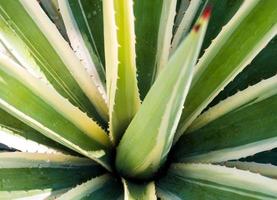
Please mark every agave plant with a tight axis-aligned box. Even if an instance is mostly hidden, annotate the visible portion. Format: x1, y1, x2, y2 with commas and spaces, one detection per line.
0, 0, 277, 199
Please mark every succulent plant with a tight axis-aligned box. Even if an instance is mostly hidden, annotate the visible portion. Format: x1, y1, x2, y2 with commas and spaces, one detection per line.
0, 0, 277, 199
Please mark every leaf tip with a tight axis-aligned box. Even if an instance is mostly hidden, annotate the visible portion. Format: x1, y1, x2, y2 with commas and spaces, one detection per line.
202, 5, 212, 20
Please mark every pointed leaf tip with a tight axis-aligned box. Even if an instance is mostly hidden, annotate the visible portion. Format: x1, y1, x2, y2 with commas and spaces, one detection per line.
202, 5, 212, 19
193, 5, 212, 32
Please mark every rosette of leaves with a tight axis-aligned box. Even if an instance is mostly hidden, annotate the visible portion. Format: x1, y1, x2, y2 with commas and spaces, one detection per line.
0, 0, 277, 199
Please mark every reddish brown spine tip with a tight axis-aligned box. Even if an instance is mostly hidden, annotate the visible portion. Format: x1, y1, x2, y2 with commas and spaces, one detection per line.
193, 24, 201, 32
202, 5, 212, 19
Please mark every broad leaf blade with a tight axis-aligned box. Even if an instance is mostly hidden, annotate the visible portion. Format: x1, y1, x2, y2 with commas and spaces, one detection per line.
175, 0, 277, 142
57, 174, 123, 200
0, 0, 108, 124
116, 10, 210, 179
0, 152, 103, 199
173, 75, 277, 163
103, 0, 141, 144
157, 163, 277, 199
0, 55, 112, 169
123, 179, 156, 200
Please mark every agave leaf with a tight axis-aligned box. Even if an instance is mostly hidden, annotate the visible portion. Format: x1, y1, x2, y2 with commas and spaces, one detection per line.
58, 0, 106, 94
209, 35, 277, 108
0, 127, 61, 154
116, 10, 210, 179
154, 0, 178, 77
173, 0, 190, 33
122, 179, 156, 200
241, 148, 277, 165
200, 0, 243, 56
171, 0, 202, 52
223, 161, 277, 179
175, 0, 277, 142
134, 0, 163, 99
0, 152, 103, 199
173, 75, 277, 163
157, 163, 277, 199
39, 0, 68, 40
0, 0, 108, 124
0, 107, 71, 153
0, 55, 112, 169
103, 0, 141, 144
57, 174, 123, 200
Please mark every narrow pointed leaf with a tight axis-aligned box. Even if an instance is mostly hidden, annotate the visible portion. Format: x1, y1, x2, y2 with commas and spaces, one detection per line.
116, 10, 210, 179
173, 75, 277, 163
57, 174, 123, 200
209, 35, 277, 108
0, 0, 108, 124
241, 148, 277, 165
103, 0, 141, 144
0, 127, 61, 154
0, 152, 103, 199
123, 179, 156, 200
171, 0, 202, 52
200, 0, 243, 56
39, 0, 68, 40
154, 0, 178, 77
175, 0, 277, 142
0, 55, 112, 169
134, 0, 163, 99
157, 163, 277, 199
223, 161, 277, 179
0, 107, 71, 153
58, 0, 106, 95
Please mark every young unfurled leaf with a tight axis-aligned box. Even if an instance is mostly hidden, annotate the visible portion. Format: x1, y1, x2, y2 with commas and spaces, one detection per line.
116, 8, 211, 179
103, 0, 141, 144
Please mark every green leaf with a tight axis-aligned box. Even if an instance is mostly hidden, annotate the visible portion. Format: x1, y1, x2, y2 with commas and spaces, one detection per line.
209, 35, 277, 108
0, 152, 104, 199
57, 174, 123, 200
157, 163, 277, 200
223, 162, 277, 179
123, 179, 156, 200
200, 0, 243, 56
173, 75, 277, 163
58, 0, 106, 93
175, 0, 277, 142
171, 0, 202, 52
0, 0, 108, 124
0, 107, 70, 153
0, 127, 61, 154
116, 10, 210, 179
241, 148, 277, 166
154, 0, 178, 77
0, 55, 112, 169
134, 0, 163, 99
103, 0, 141, 144
39, 0, 68, 40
